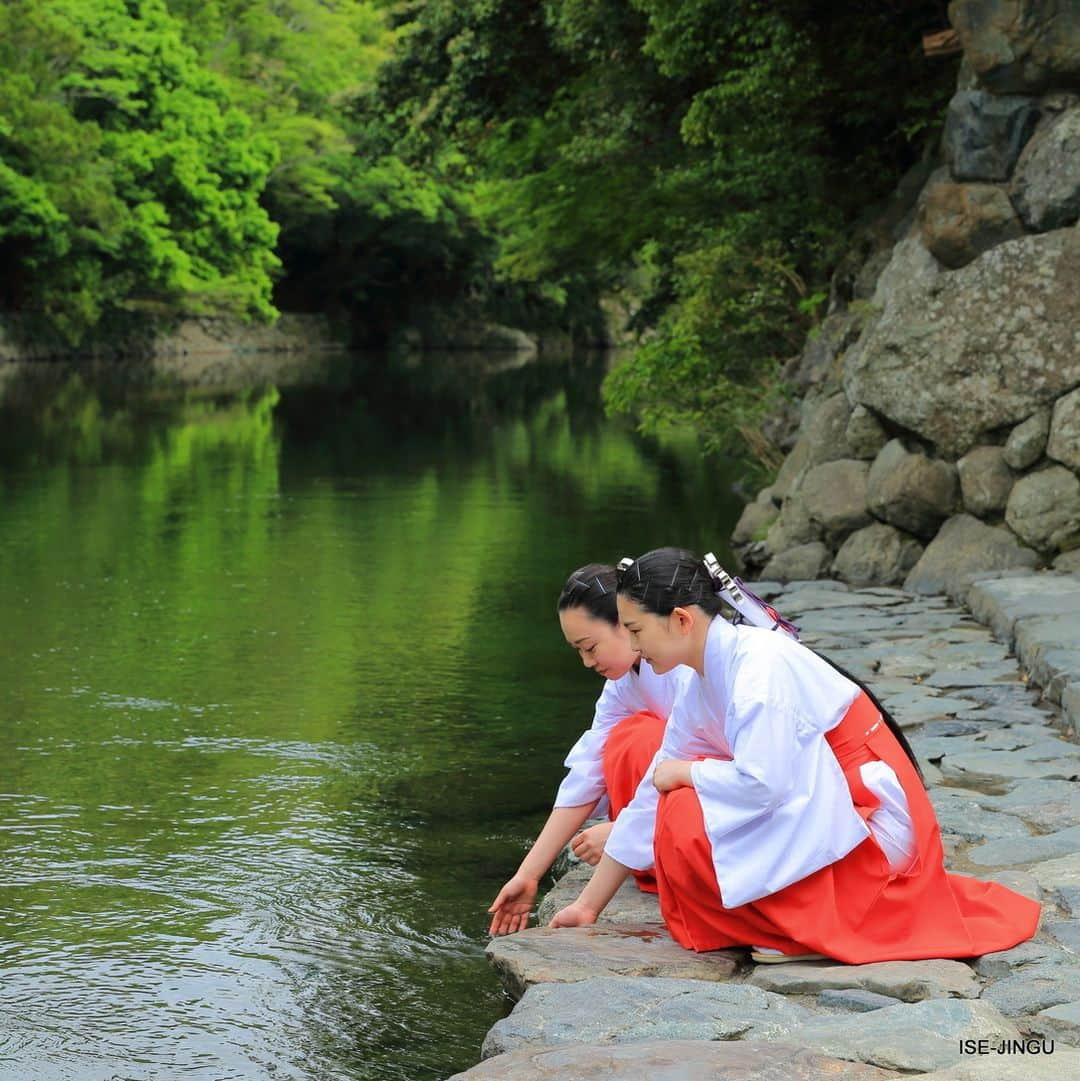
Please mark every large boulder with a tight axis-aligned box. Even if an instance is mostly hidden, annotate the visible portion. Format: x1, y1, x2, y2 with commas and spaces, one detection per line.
1047, 386, 1080, 470
943, 90, 1041, 180
957, 445, 1017, 516
1004, 407, 1052, 467
762, 542, 832, 582
845, 405, 889, 460
949, 0, 1080, 94
843, 229, 1080, 456
920, 180, 1026, 268
731, 500, 779, 547
764, 495, 822, 555
867, 440, 961, 539
800, 460, 873, 546
903, 513, 1042, 596
772, 436, 812, 500
1005, 464, 1080, 550
800, 394, 855, 467
784, 312, 860, 393
833, 523, 925, 587
1010, 105, 1080, 229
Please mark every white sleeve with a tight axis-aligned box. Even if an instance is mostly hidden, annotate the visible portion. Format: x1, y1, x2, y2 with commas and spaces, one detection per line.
601, 690, 696, 870
552, 676, 641, 808
688, 697, 798, 836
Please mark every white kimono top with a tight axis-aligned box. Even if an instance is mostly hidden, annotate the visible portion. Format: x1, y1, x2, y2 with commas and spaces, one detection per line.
604, 615, 873, 909
553, 659, 692, 809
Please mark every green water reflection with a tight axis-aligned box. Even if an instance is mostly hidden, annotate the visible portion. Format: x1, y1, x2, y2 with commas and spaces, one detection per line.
0, 353, 743, 1080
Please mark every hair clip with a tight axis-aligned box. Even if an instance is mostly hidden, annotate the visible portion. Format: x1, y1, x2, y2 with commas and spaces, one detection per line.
594, 576, 606, 594
616, 556, 634, 573
702, 551, 799, 640
669, 564, 680, 587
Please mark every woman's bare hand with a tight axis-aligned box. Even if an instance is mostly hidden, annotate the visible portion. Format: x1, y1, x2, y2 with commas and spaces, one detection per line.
652, 759, 694, 793
570, 821, 613, 865
487, 874, 539, 936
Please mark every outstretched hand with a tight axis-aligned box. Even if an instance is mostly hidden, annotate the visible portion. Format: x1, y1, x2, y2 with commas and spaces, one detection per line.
570, 821, 613, 865
548, 901, 599, 929
487, 874, 539, 937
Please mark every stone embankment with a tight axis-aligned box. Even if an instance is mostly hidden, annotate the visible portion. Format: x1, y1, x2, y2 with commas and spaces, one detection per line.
453, 570, 1080, 1081
734, 0, 1080, 588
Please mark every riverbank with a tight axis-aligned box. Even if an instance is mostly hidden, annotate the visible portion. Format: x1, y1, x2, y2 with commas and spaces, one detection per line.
458, 568, 1080, 1080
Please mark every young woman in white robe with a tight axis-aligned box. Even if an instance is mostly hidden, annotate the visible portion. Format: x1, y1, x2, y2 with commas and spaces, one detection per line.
549, 548, 1041, 963
487, 563, 692, 937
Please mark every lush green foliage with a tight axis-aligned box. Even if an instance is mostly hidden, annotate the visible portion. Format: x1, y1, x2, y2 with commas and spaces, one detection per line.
0, 0, 280, 342
2, 0, 955, 458
375, 0, 954, 462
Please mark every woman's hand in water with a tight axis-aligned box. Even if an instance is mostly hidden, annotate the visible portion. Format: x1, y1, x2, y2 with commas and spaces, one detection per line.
487, 874, 539, 937
652, 759, 694, 793
570, 821, 613, 865
548, 901, 599, 929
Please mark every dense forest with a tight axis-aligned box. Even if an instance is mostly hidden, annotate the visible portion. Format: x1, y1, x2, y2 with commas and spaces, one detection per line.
0, 0, 957, 459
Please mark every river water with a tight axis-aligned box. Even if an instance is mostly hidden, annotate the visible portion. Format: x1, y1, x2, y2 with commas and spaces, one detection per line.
0, 350, 743, 1080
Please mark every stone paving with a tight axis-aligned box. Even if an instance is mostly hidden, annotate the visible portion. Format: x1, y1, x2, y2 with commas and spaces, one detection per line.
452, 570, 1080, 1080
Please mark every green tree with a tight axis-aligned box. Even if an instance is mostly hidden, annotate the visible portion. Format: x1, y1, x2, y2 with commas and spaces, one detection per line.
373, 0, 954, 465
0, 0, 279, 343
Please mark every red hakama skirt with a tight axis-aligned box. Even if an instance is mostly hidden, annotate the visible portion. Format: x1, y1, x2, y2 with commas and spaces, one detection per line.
602, 710, 666, 894
652, 691, 1042, 961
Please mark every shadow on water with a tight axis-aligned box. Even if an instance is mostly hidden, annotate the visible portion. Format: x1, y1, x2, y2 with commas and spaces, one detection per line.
0, 348, 746, 1080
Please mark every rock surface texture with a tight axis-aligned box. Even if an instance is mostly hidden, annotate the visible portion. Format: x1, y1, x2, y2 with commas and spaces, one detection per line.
735, 63, 1079, 586
843, 230, 1079, 459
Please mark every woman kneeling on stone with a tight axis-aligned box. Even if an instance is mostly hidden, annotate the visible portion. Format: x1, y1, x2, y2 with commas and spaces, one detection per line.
488, 563, 692, 937
549, 547, 1041, 964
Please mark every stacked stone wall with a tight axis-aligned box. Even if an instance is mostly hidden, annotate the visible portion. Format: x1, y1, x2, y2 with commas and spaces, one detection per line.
733, 0, 1080, 595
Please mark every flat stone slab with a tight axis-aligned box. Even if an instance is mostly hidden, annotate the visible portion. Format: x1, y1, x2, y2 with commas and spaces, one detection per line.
536, 865, 661, 927
939, 750, 1078, 784
914, 1045, 1080, 1080
752, 998, 1020, 1073
449, 1040, 897, 1080
1043, 919, 1080, 954
924, 665, 1022, 688
1059, 886, 1080, 918
782, 591, 885, 611
890, 698, 985, 728
1031, 999, 1080, 1043
818, 988, 903, 1012
983, 868, 1043, 901
969, 778, 1080, 833
918, 720, 986, 738
481, 977, 816, 1058
748, 958, 980, 1001
980, 961, 1080, 1017
979, 733, 1080, 760
967, 825, 1080, 867
930, 790, 1030, 844
971, 939, 1072, 979
967, 576, 1080, 640
1027, 853, 1080, 893
486, 925, 742, 1000
954, 683, 1043, 709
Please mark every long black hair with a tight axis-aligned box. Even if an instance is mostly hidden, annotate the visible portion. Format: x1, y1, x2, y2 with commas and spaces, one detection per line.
557, 563, 619, 625
616, 547, 925, 785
